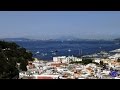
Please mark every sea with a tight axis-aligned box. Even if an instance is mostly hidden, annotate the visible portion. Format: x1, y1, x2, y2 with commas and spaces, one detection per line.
14, 40, 120, 61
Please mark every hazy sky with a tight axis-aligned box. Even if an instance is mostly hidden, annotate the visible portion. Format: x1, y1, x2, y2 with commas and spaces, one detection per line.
0, 11, 120, 40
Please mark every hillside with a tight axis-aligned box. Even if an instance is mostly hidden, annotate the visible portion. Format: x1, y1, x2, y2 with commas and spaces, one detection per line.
0, 38, 31, 41
0, 41, 33, 79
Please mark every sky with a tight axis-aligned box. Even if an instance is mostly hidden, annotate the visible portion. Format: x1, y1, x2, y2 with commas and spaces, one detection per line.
0, 11, 120, 40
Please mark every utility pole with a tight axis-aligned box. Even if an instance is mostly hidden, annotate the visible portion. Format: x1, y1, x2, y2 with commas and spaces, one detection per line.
81, 49, 82, 57
79, 49, 82, 58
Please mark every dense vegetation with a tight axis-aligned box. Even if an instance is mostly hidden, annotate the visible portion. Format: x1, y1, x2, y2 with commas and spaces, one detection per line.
0, 41, 33, 79
70, 58, 93, 65
117, 58, 120, 62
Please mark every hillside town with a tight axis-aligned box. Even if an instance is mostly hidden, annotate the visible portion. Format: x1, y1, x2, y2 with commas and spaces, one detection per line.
19, 48, 120, 79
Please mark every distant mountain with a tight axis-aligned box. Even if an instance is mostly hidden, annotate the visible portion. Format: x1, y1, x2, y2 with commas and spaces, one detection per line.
113, 38, 120, 45
54, 36, 82, 41
0, 38, 32, 41
52, 36, 107, 41
114, 38, 120, 41
0, 37, 113, 42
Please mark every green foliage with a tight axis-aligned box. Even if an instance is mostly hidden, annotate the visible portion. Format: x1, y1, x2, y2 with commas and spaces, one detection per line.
70, 58, 93, 65
70, 61, 82, 64
117, 58, 120, 62
20, 59, 28, 71
0, 41, 33, 79
100, 61, 104, 66
82, 58, 93, 65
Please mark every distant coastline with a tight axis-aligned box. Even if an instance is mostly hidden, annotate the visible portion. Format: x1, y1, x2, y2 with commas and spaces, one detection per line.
1, 37, 120, 61
5, 39, 119, 61
0, 37, 117, 42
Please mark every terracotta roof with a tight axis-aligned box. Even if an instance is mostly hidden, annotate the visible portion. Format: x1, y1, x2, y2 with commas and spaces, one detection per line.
37, 77, 53, 79
51, 63, 68, 67
51, 63, 67, 65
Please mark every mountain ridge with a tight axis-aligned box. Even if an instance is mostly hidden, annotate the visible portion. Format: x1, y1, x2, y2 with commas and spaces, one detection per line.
0, 37, 115, 42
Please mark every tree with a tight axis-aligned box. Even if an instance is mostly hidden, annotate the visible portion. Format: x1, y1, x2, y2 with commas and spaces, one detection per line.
100, 61, 104, 66
0, 41, 33, 79
117, 58, 120, 62
20, 59, 28, 71
81, 58, 93, 65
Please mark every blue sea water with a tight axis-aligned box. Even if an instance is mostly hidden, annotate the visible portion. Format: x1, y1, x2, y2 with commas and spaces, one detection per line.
14, 40, 120, 60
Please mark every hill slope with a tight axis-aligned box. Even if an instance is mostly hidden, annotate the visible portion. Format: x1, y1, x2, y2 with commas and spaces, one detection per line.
0, 41, 33, 79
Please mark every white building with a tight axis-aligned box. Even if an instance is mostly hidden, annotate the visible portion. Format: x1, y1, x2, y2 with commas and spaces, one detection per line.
33, 75, 59, 79
109, 53, 120, 60
94, 58, 101, 64
53, 56, 82, 63
53, 56, 67, 63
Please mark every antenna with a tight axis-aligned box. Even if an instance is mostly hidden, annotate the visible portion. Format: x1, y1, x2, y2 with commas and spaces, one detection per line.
79, 49, 82, 57
81, 49, 82, 56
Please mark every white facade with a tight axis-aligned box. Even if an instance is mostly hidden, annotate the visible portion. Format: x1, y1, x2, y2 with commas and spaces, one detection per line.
101, 70, 110, 75
94, 59, 100, 63
77, 58, 82, 61
53, 56, 66, 62
53, 56, 82, 63
85, 63, 97, 68
109, 53, 120, 60
53, 56, 67, 63
66, 56, 75, 62
33, 58, 40, 63
53, 57, 59, 62
33, 75, 59, 79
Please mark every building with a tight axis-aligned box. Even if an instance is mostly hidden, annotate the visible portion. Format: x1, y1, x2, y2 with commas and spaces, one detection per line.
93, 58, 101, 64
33, 75, 59, 79
109, 53, 120, 60
53, 56, 82, 64
53, 56, 67, 63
